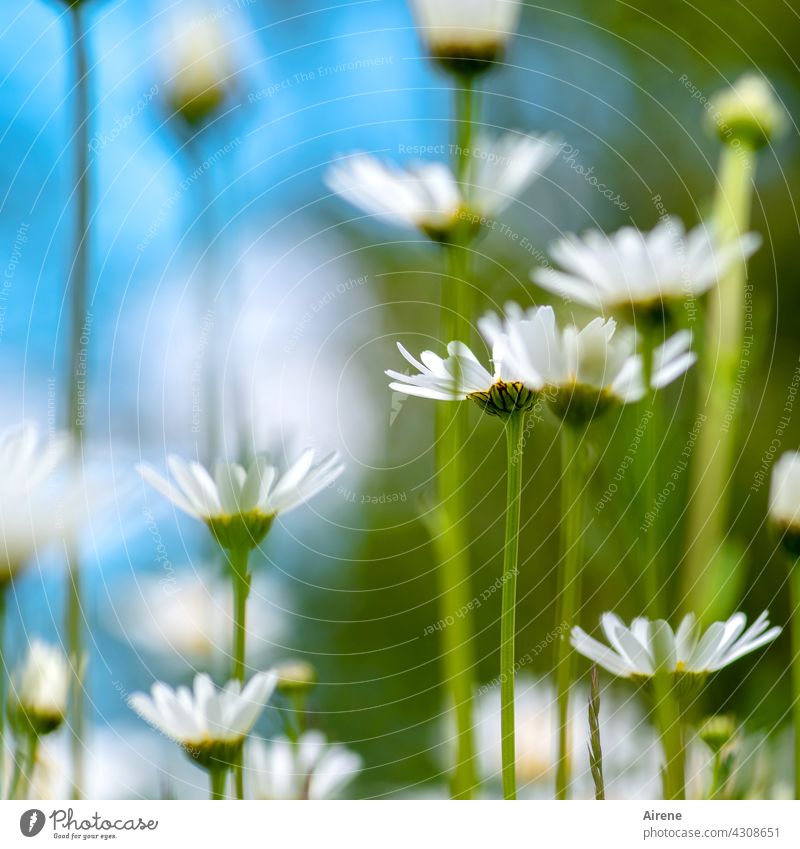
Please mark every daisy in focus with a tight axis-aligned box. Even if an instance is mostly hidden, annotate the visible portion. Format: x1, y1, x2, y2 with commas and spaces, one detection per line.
136, 450, 344, 551
386, 339, 538, 418
479, 303, 696, 424
409, 0, 522, 75
325, 133, 557, 242
533, 217, 760, 318
572, 612, 781, 683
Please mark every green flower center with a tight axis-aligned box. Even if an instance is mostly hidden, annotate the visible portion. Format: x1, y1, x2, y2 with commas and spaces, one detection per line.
468, 381, 538, 418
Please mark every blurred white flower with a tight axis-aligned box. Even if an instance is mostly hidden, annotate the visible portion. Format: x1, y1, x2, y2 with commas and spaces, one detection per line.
248, 731, 361, 799
464, 132, 559, 218
326, 155, 461, 241
108, 572, 285, 671
137, 450, 344, 550
534, 218, 761, 314
8, 641, 70, 736
129, 671, 276, 768
711, 73, 787, 148
472, 675, 659, 799
326, 134, 556, 241
409, 0, 522, 74
479, 304, 696, 422
572, 612, 781, 681
163, 13, 235, 126
769, 452, 800, 556
386, 339, 537, 418
0, 422, 83, 586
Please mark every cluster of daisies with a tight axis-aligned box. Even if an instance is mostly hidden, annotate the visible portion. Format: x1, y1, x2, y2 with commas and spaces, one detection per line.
324, 0, 792, 803
0, 418, 359, 799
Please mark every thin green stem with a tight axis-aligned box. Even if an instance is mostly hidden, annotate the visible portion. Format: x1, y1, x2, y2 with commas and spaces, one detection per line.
708, 752, 725, 800
684, 142, 757, 619
0, 588, 6, 796
500, 412, 525, 801
640, 325, 663, 620
790, 561, 800, 800
65, 2, 92, 801
229, 546, 251, 801
209, 765, 227, 800
454, 76, 474, 183
10, 733, 38, 801
555, 424, 585, 800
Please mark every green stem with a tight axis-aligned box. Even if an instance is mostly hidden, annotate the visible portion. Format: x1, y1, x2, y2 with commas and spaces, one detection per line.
66, 2, 92, 801
209, 765, 226, 800
454, 76, 474, 183
708, 752, 725, 800
0, 588, 6, 796
684, 142, 757, 620
10, 733, 38, 800
499, 412, 525, 801
652, 675, 686, 800
229, 546, 251, 801
640, 325, 663, 620
425, 77, 480, 800
790, 561, 800, 800
555, 424, 585, 800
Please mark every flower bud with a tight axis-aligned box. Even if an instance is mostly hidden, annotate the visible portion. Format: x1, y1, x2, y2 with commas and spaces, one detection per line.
8, 642, 70, 737
165, 17, 235, 127
468, 380, 537, 419
274, 660, 318, 697
698, 714, 737, 754
769, 452, 800, 558
711, 73, 787, 150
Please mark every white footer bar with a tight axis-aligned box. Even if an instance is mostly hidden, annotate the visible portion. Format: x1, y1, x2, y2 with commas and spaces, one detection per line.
2, 800, 797, 848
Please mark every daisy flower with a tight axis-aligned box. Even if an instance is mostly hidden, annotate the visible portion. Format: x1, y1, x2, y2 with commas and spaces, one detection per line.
769, 451, 800, 557
386, 339, 537, 418
409, 0, 522, 75
0, 422, 81, 587
572, 611, 781, 684
8, 641, 70, 737
129, 671, 276, 771
326, 133, 557, 242
326, 155, 462, 241
136, 450, 344, 550
248, 731, 362, 800
534, 217, 761, 317
479, 304, 696, 424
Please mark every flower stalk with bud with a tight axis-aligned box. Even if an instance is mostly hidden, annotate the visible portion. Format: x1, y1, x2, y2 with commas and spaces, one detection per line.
685, 74, 786, 619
